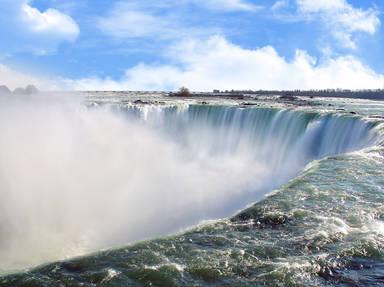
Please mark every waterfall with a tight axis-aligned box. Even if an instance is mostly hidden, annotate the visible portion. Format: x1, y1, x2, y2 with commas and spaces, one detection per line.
0, 98, 378, 271
120, 104, 377, 169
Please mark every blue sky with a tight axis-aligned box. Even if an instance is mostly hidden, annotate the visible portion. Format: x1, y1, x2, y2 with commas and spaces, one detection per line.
0, 0, 383, 91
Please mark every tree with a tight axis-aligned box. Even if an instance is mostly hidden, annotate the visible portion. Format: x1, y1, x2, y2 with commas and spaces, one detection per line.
173, 86, 191, 97
0, 85, 11, 95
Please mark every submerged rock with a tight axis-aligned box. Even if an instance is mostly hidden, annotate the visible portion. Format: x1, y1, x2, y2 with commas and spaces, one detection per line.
133, 99, 150, 105
240, 102, 257, 106
231, 206, 289, 228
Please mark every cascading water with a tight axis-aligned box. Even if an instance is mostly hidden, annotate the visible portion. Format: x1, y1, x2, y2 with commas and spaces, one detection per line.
124, 105, 377, 164
0, 96, 381, 284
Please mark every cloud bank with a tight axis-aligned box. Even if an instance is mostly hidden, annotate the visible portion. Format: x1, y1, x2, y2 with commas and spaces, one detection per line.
64, 36, 384, 91
0, 1, 382, 91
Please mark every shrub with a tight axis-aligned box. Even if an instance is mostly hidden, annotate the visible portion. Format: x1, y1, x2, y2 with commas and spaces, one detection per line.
172, 86, 191, 97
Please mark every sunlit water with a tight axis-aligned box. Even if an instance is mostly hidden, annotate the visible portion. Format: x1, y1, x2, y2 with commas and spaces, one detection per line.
0, 93, 383, 286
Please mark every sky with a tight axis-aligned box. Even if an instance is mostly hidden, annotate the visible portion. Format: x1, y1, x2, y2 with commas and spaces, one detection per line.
0, 0, 383, 91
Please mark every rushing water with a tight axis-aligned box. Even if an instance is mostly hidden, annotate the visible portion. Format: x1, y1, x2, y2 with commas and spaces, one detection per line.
0, 94, 383, 286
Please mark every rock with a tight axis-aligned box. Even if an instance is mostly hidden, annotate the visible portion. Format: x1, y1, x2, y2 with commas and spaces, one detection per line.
240, 102, 257, 106
231, 206, 289, 228
133, 99, 149, 105
279, 92, 297, 101
369, 115, 384, 120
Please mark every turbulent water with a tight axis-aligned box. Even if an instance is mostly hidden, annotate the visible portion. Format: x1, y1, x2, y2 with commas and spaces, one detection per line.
0, 93, 383, 286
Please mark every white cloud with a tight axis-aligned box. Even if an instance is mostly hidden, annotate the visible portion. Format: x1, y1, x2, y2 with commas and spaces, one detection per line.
98, 0, 259, 41
0, 0, 79, 54
98, 2, 219, 41
64, 36, 384, 91
99, 8, 164, 39
296, 0, 380, 49
21, 3, 79, 42
297, 0, 346, 11
195, 0, 261, 12
271, 0, 289, 11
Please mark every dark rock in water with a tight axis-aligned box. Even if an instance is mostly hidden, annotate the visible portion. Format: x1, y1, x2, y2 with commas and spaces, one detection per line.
369, 115, 384, 120
240, 102, 260, 108
279, 95, 298, 100
231, 206, 289, 228
154, 101, 166, 105
279, 92, 298, 101
317, 265, 342, 281
350, 111, 356, 115
133, 99, 150, 105
240, 102, 257, 106
0, 85, 11, 94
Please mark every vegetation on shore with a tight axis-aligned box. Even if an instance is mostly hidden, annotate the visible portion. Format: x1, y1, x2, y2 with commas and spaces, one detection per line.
0, 85, 39, 95
169, 88, 384, 100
